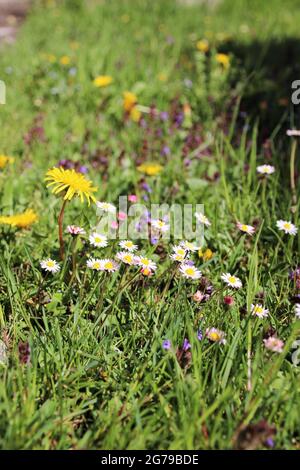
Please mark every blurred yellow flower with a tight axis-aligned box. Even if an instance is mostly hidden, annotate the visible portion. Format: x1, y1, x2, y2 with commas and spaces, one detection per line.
70, 41, 80, 50
137, 162, 162, 176
45, 53, 56, 63
158, 72, 168, 82
93, 75, 113, 87
45, 167, 97, 205
123, 91, 138, 112
60, 55, 71, 66
196, 39, 209, 53
215, 53, 230, 68
130, 106, 141, 122
0, 209, 38, 229
0, 155, 14, 170
198, 248, 214, 261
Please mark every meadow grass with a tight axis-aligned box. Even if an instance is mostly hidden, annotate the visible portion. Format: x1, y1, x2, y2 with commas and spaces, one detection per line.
0, 0, 299, 450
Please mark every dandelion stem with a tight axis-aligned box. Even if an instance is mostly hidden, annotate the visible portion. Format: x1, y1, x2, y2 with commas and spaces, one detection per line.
58, 199, 68, 260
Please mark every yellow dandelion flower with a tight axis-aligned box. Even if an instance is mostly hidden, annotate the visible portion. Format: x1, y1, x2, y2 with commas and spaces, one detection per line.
93, 75, 113, 88
123, 91, 138, 112
215, 53, 230, 68
45, 167, 98, 205
60, 55, 71, 66
0, 155, 14, 170
137, 162, 163, 176
0, 209, 38, 229
198, 248, 214, 261
196, 39, 209, 53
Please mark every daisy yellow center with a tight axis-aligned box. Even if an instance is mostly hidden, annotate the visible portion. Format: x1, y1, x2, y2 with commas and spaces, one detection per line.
125, 241, 133, 248
186, 267, 195, 276
95, 237, 103, 243
93, 262, 101, 269
157, 221, 165, 227
105, 261, 113, 270
210, 332, 220, 341
254, 306, 263, 314
141, 258, 149, 266
229, 276, 236, 284
241, 225, 248, 231
177, 248, 185, 255
46, 261, 55, 268
124, 254, 133, 263
283, 223, 291, 230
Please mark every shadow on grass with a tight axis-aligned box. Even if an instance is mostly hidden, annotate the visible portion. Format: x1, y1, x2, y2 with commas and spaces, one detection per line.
221, 37, 300, 135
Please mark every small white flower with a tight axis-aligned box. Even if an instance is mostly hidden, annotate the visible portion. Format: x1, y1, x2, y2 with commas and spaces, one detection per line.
101, 259, 119, 272
170, 245, 187, 262
195, 212, 211, 226
137, 256, 157, 271
179, 263, 202, 279
276, 220, 297, 235
67, 225, 85, 235
119, 240, 138, 252
295, 304, 300, 318
287, 129, 300, 137
170, 253, 187, 262
251, 304, 269, 318
237, 222, 255, 236
86, 258, 103, 271
151, 219, 170, 232
96, 201, 116, 213
180, 240, 199, 252
116, 251, 137, 265
89, 232, 108, 247
40, 258, 60, 274
206, 327, 226, 344
256, 164, 275, 175
221, 273, 242, 289
263, 336, 284, 353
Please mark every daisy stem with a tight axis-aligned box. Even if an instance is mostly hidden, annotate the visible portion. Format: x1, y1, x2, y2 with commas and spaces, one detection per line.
246, 317, 252, 391
290, 138, 297, 210
58, 199, 68, 260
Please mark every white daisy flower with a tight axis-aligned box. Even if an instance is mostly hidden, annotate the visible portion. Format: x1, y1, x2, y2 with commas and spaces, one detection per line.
251, 304, 269, 318
151, 219, 170, 232
89, 232, 108, 248
179, 263, 202, 280
263, 336, 284, 353
295, 304, 300, 318
221, 273, 242, 289
276, 220, 298, 235
116, 251, 137, 265
195, 212, 211, 226
256, 164, 275, 175
119, 240, 138, 252
180, 240, 199, 252
137, 256, 157, 271
205, 327, 226, 344
67, 225, 85, 236
170, 253, 186, 262
86, 258, 103, 271
96, 201, 116, 213
170, 245, 187, 262
101, 259, 119, 272
40, 258, 60, 274
237, 222, 255, 236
